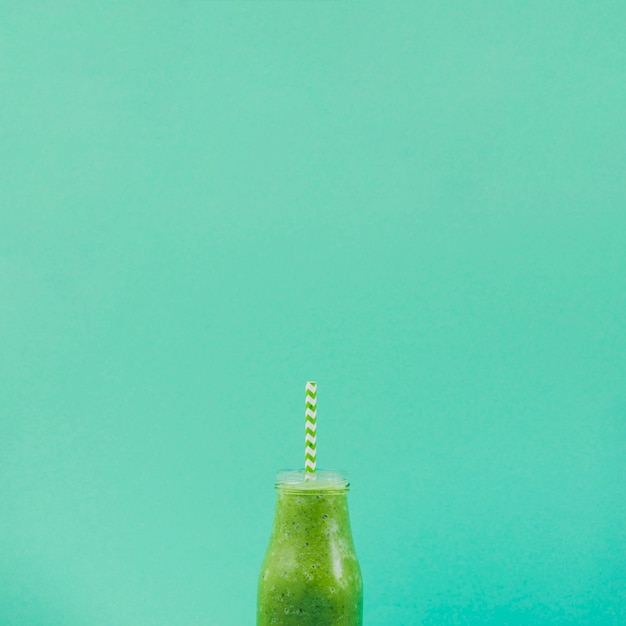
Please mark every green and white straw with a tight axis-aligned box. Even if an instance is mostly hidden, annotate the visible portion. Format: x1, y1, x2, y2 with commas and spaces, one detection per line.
305, 381, 317, 474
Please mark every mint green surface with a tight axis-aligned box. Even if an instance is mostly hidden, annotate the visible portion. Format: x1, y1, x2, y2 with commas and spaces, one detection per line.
1, 2, 625, 624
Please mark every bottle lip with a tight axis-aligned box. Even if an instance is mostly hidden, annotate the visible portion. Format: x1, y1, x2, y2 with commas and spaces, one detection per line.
275, 469, 349, 492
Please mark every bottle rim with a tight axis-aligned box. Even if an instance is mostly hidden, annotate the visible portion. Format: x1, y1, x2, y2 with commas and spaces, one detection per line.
275, 469, 349, 492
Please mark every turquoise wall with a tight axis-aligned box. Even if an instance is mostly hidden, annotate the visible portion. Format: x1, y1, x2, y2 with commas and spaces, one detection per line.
1, 2, 625, 624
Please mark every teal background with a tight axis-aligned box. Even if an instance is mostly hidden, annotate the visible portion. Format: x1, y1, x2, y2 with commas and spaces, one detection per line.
1, 2, 625, 624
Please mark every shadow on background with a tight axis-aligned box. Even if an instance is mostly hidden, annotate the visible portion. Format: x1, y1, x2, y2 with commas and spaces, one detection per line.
0, 567, 81, 626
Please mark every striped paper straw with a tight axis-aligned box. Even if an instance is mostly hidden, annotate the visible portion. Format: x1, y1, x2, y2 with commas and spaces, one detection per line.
305, 382, 317, 474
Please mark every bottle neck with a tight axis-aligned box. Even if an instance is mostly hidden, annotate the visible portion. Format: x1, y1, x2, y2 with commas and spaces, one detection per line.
271, 488, 353, 542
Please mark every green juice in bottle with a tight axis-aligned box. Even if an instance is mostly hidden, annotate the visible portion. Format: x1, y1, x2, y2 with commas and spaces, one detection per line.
257, 470, 363, 626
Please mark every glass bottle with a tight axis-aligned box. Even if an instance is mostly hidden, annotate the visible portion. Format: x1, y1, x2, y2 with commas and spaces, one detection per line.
257, 470, 363, 626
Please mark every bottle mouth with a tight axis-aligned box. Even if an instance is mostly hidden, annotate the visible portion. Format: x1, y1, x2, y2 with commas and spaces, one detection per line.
275, 469, 349, 493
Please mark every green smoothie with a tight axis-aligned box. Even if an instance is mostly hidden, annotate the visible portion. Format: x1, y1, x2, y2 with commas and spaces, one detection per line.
257, 471, 362, 626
